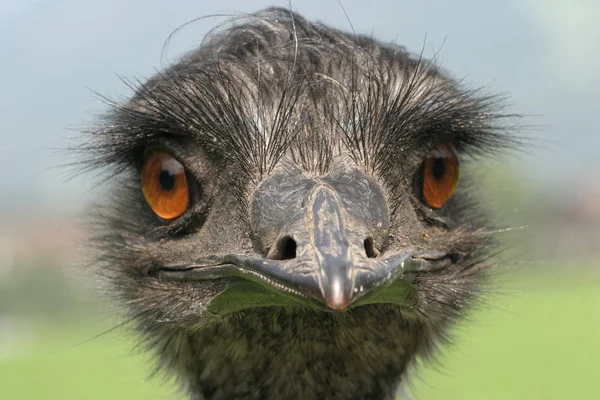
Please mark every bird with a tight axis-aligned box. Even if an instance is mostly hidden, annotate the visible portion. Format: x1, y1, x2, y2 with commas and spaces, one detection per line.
81, 7, 516, 400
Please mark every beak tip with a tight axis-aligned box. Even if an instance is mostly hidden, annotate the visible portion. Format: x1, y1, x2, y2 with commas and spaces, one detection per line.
322, 280, 353, 310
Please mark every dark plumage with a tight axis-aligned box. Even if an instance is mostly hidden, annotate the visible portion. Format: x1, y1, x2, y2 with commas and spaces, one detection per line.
82, 7, 516, 400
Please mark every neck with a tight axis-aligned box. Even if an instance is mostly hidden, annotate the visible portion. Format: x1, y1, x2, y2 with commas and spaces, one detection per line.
154, 306, 429, 400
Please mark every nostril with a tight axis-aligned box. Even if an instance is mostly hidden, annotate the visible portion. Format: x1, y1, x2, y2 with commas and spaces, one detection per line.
269, 235, 297, 260
364, 237, 379, 258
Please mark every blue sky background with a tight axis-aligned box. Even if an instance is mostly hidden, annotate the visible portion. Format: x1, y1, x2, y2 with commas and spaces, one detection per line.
1, 0, 598, 210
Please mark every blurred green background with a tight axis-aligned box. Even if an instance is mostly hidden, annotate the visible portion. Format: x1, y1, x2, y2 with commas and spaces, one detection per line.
1, 1, 599, 399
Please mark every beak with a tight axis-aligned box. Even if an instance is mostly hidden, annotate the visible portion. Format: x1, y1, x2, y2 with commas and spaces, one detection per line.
241, 164, 414, 310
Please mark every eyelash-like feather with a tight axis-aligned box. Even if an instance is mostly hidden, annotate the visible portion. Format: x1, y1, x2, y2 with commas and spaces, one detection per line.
75, 8, 523, 185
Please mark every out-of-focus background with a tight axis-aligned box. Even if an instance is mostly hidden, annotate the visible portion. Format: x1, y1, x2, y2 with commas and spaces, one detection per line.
1, 1, 598, 399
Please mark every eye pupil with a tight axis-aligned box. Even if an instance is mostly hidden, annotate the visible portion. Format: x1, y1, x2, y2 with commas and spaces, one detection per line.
159, 170, 176, 191
432, 158, 446, 180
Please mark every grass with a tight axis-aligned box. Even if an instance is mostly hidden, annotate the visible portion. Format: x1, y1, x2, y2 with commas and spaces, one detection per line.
1, 269, 598, 400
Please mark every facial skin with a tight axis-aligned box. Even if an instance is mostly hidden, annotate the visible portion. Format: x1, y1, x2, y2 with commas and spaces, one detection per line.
83, 7, 514, 400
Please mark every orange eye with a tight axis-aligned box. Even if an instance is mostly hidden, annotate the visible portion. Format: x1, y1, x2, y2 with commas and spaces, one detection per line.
142, 150, 190, 220
422, 143, 460, 209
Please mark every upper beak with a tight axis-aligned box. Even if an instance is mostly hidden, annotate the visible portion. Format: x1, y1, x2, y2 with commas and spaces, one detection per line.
242, 165, 410, 310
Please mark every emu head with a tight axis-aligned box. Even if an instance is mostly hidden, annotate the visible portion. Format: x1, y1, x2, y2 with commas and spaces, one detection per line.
83, 7, 514, 400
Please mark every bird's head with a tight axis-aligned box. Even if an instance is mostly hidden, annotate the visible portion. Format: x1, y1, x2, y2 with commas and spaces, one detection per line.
84, 8, 513, 341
